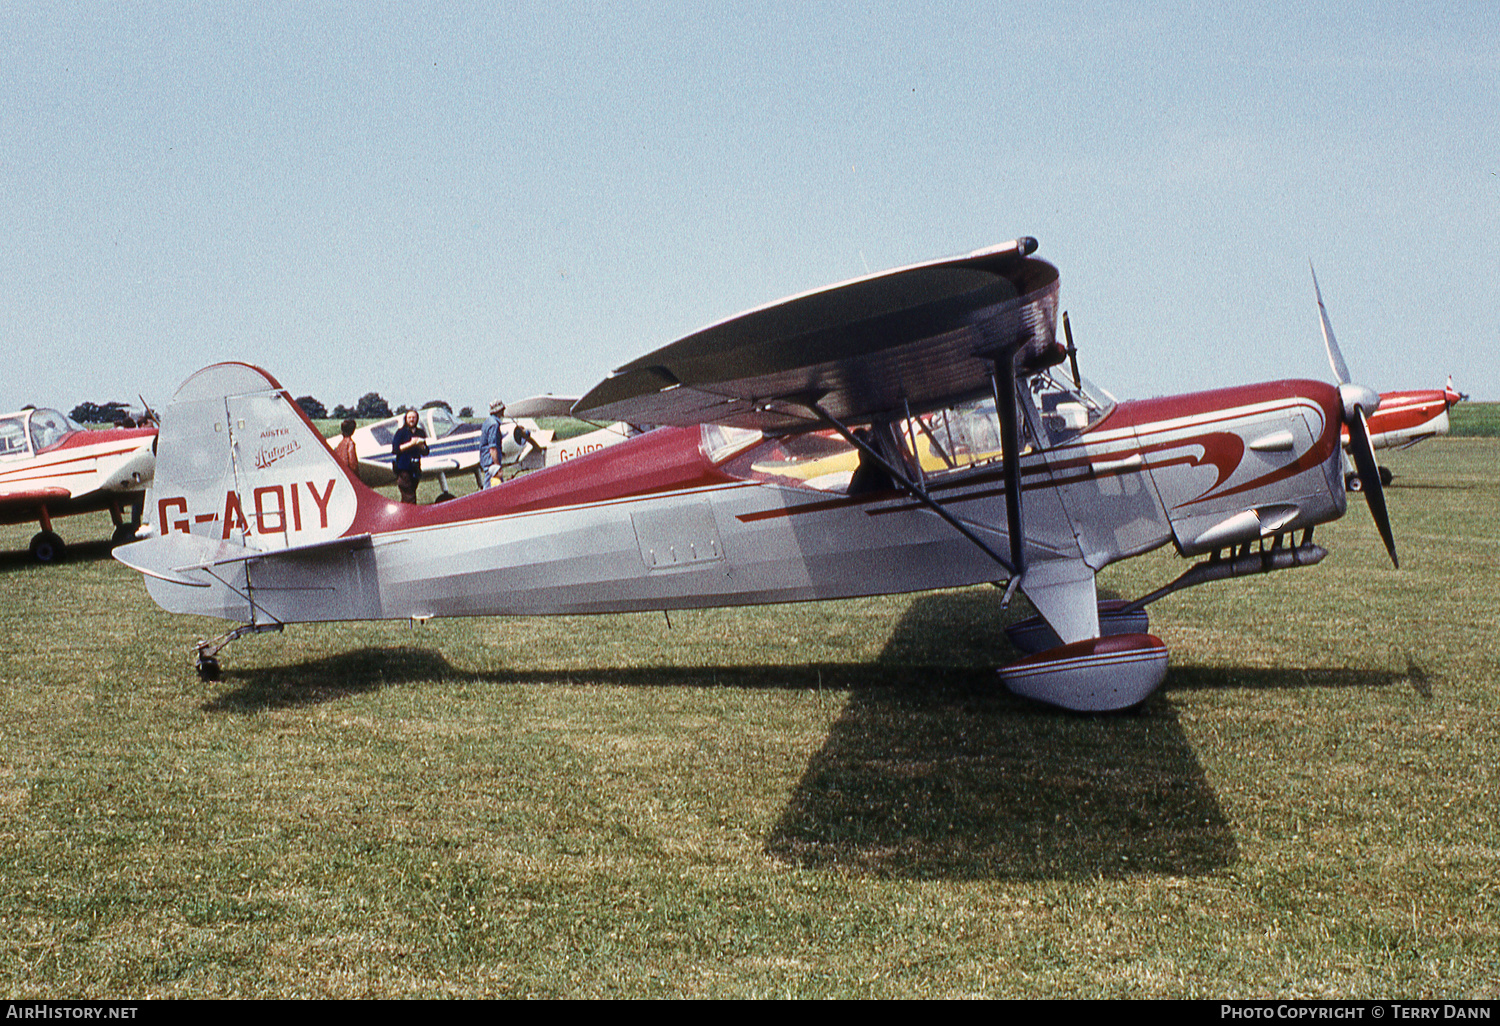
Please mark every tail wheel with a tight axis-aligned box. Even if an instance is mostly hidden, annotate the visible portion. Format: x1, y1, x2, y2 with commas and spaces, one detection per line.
29, 531, 64, 564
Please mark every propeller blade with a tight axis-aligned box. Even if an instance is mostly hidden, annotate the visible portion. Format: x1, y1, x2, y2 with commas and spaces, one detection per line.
1062, 311, 1082, 388
1311, 265, 1351, 385
1347, 407, 1399, 568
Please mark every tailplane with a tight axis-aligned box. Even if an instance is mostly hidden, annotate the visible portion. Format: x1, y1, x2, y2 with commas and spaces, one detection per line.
116, 363, 365, 621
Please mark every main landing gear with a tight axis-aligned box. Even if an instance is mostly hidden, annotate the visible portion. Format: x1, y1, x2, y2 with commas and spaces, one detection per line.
29, 531, 64, 564
997, 534, 1329, 712
1345, 465, 1393, 493
1002, 601, 1166, 712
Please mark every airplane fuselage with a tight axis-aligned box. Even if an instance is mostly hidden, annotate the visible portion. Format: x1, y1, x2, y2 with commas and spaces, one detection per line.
133, 368, 1346, 640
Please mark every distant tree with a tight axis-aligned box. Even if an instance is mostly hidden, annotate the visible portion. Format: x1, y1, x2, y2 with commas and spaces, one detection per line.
294, 395, 328, 419
68, 401, 131, 425
355, 392, 392, 419
421, 399, 452, 413
331, 404, 353, 420
458, 406, 474, 418
395, 404, 411, 415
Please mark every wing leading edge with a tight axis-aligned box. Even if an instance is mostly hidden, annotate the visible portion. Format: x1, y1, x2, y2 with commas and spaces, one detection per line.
573, 238, 1064, 432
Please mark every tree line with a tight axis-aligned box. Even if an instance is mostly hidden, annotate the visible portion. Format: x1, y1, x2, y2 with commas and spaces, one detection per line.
69, 394, 474, 425
294, 394, 474, 420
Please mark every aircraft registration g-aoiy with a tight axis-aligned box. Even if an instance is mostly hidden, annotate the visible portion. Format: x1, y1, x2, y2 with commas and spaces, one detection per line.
0, 407, 156, 562
116, 238, 1401, 711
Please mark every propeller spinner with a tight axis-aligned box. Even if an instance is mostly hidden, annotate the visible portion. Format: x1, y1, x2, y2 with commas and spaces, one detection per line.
1312, 266, 1399, 568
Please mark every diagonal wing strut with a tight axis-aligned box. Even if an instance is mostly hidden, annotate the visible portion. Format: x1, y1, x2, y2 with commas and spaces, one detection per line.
803, 349, 1028, 582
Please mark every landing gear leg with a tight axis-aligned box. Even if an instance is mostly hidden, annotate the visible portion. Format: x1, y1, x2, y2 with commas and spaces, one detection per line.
109, 500, 144, 544
30, 505, 64, 563
193, 622, 284, 681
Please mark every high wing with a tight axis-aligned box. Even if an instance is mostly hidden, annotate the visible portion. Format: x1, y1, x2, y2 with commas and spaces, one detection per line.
573, 238, 1064, 432
505, 395, 582, 419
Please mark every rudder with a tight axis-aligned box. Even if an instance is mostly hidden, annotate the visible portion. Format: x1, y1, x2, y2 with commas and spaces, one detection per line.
149, 362, 359, 552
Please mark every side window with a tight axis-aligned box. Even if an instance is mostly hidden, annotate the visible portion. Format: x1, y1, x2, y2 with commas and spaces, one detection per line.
0, 416, 27, 458
426, 406, 458, 439
900, 398, 1012, 476
716, 430, 858, 493
1026, 369, 1115, 447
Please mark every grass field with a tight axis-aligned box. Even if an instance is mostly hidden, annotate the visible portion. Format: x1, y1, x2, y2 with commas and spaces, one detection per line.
1451, 402, 1500, 438
1, 439, 1496, 998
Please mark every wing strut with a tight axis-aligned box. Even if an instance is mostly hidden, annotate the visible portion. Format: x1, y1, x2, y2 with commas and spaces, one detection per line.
808, 402, 1018, 578
990, 357, 1027, 576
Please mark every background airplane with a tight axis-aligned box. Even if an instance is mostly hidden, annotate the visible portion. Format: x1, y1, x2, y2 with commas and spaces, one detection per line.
117, 238, 1399, 712
0, 407, 156, 562
1342, 377, 1466, 490
502, 395, 650, 467
330, 404, 555, 497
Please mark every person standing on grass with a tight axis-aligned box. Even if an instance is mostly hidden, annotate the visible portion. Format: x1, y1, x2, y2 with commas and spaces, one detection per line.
332, 418, 360, 478
392, 408, 428, 504
479, 399, 506, 488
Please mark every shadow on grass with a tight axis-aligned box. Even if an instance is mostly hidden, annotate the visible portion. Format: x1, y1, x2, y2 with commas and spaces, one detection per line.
205, 588, 1415, 881
764, 589, 1241, 880
204, 644, 929, 714
1165, 660, 1429, 698
0, 537, 119, 573
203, 646, 465, 712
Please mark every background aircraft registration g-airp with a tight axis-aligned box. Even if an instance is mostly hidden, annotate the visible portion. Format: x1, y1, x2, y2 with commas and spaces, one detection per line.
116, 237, 1401, 711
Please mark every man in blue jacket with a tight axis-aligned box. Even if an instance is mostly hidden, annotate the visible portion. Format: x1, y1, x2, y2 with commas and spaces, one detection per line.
478, 399, 506, 488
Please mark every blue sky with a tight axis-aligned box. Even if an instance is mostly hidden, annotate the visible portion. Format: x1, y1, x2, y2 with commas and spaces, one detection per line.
3, 2, 1495, 416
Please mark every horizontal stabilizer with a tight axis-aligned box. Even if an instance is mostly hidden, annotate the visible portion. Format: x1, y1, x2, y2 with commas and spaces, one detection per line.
114, 534, 245, 586
116, 530, 372, 585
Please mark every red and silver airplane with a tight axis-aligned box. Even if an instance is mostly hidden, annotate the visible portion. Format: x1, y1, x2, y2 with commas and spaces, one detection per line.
0, 407, 156, 562
115, 238, 1399, 710
1341, 377, 1466, 491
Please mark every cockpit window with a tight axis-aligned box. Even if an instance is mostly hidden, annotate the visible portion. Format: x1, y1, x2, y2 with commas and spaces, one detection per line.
700, 424, 764, 465
28, 409, 77, 452
0, 416, 28, 457
426, 406, 459, 439
1025, 368, 1115, 446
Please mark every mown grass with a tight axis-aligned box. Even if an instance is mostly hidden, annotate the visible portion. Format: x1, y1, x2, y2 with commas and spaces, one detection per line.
1450, 402, 1500, 437
0, 440, 1496, 997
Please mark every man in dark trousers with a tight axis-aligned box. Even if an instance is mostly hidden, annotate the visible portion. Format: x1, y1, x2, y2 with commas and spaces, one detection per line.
392, 409, 428, 504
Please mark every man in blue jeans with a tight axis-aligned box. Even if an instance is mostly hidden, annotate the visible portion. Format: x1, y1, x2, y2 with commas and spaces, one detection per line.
479, 399, 506, 488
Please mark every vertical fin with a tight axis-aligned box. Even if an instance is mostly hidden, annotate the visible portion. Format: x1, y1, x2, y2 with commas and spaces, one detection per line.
150, 363, 358, 551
